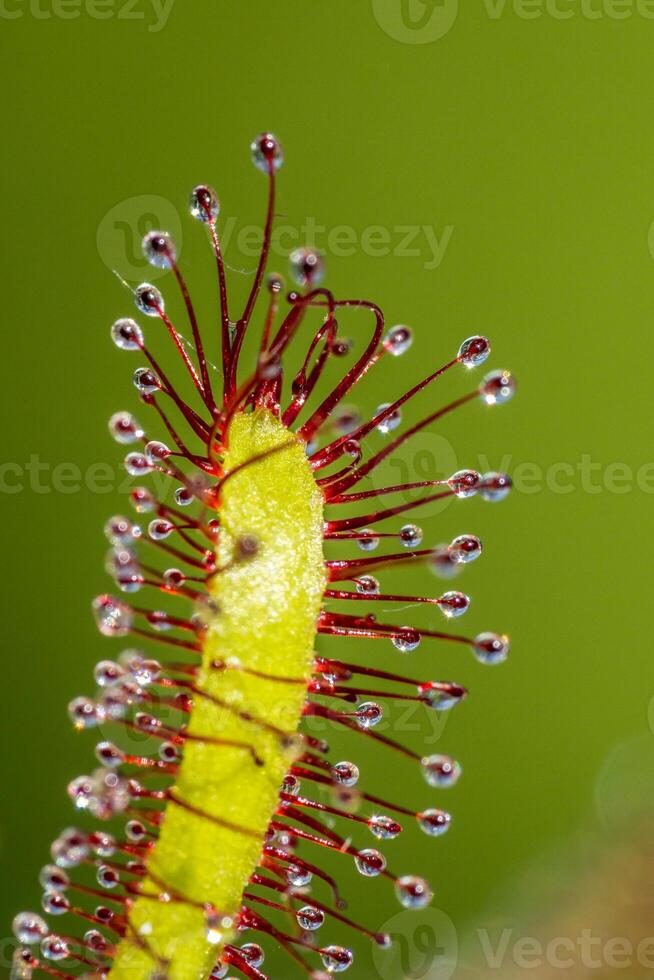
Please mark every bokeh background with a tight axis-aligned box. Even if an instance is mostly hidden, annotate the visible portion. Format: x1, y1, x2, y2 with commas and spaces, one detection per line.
3, 2, 654, 977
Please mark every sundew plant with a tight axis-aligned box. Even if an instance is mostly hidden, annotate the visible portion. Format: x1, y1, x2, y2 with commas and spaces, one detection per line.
11, 133, 515, 980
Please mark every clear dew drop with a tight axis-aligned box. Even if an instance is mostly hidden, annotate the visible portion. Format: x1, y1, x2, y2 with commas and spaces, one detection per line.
355, 701, 383, 729
331, 336, 353, 357
448, 469, 481, 498
289, 247, 325, 288
89, 829, 117, 857
95, 741, 122, 768
68, 696, 103, 731
383, 324, 413, 357
84, 929, 109, 953
438, 590, 470, 619
448, 534, 482, 564
160, 741, 179, 763
108, 411, 144, 444
428, 544, 461, 580
67, 774, 94, 811
41, 892, 69, 916
331, 760, 360, 787
333, 405, 361, 435
368, 815, 402, 840
133, 367, 161, 394
104, 515, 141, 545
163, 568, 184, 590
473, 631, 510, 665
175, 486, 194, 506
76, 769, 130, 820
417, 809, 452, 837
145, 440, 171, 464
93, 595, 133, 637
375, 402, 402, 435
11, 949, 34, 980
142, 230, 176, 270
124, 451, 152, 476
250, 132, 284, 173
134, 282, 164, 317
395, 875, 433, 909
40, 935, 69, 962
282, 773, 300, 796
189, 185, 220, 224
106, 546, 142, 594
332, 784, 362, 814
131, 487, 156, 513
418, 681, 466, 712
12, 913, 49, 945
399, 523, 423, 548
458, 335, 490, 367
239, 943, 264, 968
421, 753, 462, 788
118, 648, 145, 671
93, 660, 125, 687
130, 657, 161, 686
149, 519, 174, 541
38, 865, 69, 892
97, 865, 120, 889
210, 964, 228, 980
355, 848, 386, 877
355, 574, 380, 595
98, 680, 139, 722
480, 471, 512, 502
50, 828, 89, 868
357, 529, 380, 553
111, 317, 143, 351
286, 865, 312, 887
267, 272, 284, 294
320, 945, 353, 973
392, 627, 421, 653
126, 819, 147, 842
481, 369, 516, 406
296, 905, 325, 931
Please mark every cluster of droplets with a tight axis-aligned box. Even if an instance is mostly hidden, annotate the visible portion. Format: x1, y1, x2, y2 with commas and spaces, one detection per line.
68, 647, 162, 734
12, 824, 131, 976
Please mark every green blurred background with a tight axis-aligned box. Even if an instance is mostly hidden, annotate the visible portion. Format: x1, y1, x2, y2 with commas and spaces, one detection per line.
3, 2, 654, 976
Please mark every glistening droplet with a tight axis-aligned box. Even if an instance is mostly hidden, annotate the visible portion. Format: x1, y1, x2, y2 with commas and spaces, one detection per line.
458, 335, 490, 367
395, 875, 433, 909
189, 185, 220, 224
251, 132, 284, 173
421, 754, 462, 788
481, 369, 516, 406
383, 325, 413, 356
473, 631, 509, 665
